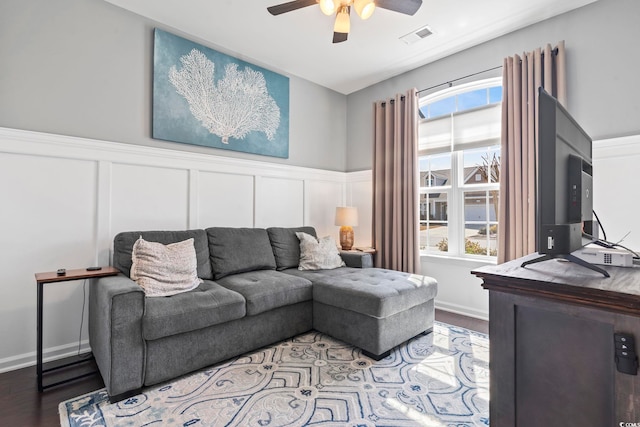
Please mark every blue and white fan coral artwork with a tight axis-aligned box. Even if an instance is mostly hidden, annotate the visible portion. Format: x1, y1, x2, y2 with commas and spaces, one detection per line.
153, 29, 289, 158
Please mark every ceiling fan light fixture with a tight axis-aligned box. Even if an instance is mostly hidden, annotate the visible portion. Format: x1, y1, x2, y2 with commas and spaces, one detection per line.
354, 0, 375, 20
267, 0, 424, 43
334, 6, 350, 33
318, 0, 337, 16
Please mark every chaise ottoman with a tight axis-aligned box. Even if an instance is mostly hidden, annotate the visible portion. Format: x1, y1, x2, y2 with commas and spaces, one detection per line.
286, 267, 438, 359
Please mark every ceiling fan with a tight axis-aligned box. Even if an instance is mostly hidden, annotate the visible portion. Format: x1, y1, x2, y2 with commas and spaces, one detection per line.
267, 0, 423, 43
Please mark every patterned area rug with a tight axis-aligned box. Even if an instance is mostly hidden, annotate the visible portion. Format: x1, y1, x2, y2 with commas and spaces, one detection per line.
59, 322, 489, 427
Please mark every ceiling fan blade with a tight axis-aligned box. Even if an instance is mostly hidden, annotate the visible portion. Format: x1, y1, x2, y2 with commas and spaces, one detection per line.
376, 0, 423, 16
333, 32, 348, 43
267, 0, 317, 16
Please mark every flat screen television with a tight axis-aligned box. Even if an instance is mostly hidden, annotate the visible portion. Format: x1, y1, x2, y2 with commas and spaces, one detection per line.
521, 87, 608, 277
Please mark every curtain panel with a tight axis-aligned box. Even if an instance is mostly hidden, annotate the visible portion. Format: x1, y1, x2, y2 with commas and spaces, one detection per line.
498, 41, 567, 263
372, 88, 420, 273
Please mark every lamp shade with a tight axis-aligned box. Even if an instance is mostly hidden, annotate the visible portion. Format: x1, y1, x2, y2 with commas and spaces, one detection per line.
318, 0, 336, 16
354, 0, 375, 19
335, 207, 358, 226
334, 6, 350, 34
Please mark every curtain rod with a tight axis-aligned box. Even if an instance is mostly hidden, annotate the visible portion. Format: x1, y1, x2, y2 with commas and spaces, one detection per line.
382, 63, 502, 105
416, 47, 559, 96
417, 65, 503, 95
383, 46, 559, 104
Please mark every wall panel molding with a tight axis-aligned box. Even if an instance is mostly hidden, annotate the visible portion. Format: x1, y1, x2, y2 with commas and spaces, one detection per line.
592, 134, 640, 251
594, 135, 640, 159
4, 127, 634, 372
0, 126, 345, 373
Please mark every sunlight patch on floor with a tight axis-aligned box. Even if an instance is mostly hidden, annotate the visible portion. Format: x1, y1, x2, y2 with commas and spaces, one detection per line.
385, 397, 447, 426
415, 354, 457, 388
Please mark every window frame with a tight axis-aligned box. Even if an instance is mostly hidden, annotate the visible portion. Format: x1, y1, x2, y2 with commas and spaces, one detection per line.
418, 77, 502, 260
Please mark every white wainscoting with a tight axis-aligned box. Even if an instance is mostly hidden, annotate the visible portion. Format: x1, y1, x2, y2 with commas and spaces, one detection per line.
0, 127, 348, 373
3, 128, 633, 372
593, 135, 640, 251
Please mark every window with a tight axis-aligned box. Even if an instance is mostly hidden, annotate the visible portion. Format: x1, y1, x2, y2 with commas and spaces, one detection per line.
418, 78, 501, 259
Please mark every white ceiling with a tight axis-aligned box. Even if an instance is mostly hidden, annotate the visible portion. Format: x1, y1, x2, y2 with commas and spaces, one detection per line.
104, 0, 597, 94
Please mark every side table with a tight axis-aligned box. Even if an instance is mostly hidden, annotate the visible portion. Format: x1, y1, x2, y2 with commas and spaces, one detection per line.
340, 248, 376, 268
35, 266, 120, 391
341, 247, 377, 255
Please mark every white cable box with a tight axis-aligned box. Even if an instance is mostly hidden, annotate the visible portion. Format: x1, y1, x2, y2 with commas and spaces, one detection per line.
573, 245, 634, 267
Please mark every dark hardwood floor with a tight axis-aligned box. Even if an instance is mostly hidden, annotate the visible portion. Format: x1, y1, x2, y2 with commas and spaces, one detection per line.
1, 355, 104, 427
0, 309, 487, 426
436, 308, 489, 334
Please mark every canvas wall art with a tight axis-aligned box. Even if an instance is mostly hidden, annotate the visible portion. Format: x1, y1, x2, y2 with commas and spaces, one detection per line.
153, 29, 290, 158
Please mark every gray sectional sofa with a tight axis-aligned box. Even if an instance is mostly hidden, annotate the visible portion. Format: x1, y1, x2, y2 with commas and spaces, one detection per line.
89, 226, 438, 402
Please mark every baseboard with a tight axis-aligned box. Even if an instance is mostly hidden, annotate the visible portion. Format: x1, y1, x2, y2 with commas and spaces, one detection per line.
0, 340, 91, 374
435, 301, 489, 321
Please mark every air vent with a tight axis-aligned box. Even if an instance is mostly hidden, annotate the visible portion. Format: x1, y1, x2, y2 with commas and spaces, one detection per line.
400, 25, 433, 45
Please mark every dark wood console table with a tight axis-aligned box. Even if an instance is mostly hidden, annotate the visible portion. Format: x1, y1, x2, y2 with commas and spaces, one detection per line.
35, 266, 119, 391
473, 253, 640, 427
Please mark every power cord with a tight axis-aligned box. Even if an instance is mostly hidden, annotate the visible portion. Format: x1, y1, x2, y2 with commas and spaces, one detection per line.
588, 209, 639, 260
593, 209, 607, 241
77, 279, 91, 358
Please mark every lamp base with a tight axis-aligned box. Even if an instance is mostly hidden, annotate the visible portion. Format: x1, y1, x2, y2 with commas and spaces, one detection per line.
339, 226, 354, 250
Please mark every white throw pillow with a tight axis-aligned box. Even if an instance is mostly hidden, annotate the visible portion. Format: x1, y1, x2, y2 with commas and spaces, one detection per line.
130, 237, 202, 297
296, 232, 346, 270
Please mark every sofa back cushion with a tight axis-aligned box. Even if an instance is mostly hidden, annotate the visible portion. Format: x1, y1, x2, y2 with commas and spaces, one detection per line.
206, 227, 277, 279
113, 229, 212, 280
267, 226, 317, 271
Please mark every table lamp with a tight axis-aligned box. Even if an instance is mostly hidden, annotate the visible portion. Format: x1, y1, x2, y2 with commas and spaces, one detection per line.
335, 206, 358, 250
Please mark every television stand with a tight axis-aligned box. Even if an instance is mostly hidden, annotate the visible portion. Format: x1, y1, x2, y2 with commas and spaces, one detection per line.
473, 256, 640, 427
521, 252, 610, 278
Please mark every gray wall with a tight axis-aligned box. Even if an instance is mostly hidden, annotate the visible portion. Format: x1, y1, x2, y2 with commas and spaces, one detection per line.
0, 0, 347, 171
346, 0, 640, 171
2, 0, 637, 172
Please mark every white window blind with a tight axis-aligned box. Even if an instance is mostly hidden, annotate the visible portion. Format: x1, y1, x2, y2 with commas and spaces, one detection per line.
418, 103, 501, 156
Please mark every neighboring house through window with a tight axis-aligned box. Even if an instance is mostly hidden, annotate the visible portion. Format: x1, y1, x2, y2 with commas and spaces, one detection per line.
418, 77, 502, 258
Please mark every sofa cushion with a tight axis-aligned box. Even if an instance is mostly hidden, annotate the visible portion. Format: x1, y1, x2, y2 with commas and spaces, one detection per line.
113, 230, 212, 280
308, 268, 438, 318
216, 270, 313, 316
142, 280, 246, 340
296, 232, 345, 270
207, 227, 277, 279
267, 226, 317, 270
130, 237, 202, 297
